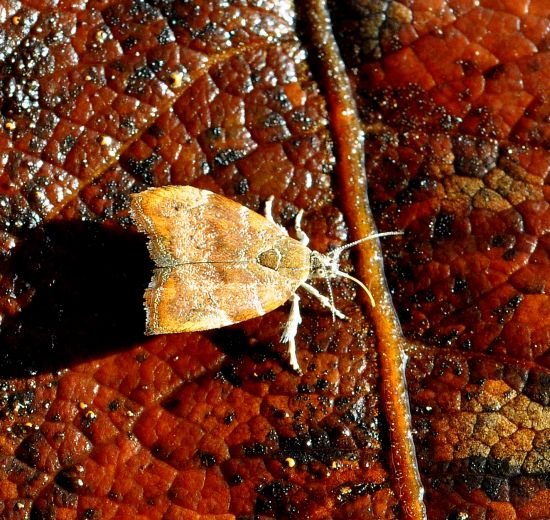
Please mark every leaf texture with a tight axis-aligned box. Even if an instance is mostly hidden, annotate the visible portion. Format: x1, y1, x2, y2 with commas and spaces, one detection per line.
0, 0, 547, 519
330, 0, 550, 518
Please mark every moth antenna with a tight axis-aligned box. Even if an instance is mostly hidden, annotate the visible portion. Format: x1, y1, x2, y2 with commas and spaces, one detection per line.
330, 231, 404, 259
336, 270, 376, 307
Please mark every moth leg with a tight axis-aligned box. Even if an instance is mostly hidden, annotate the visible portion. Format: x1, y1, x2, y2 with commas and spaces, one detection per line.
300, 282, 347, 320
264, 196, 288, 234
264, 196, 276, 224
294, 209, 309, 247
281, 293, 302, 373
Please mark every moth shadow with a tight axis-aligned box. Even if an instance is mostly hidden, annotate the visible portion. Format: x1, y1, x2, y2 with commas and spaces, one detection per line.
0, 221, 151, 378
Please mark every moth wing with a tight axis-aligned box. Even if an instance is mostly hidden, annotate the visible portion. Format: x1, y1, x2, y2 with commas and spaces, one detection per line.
144, 262, 302, 334
130, 185, 285, 266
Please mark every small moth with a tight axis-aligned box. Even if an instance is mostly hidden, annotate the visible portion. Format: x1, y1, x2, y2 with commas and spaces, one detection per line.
130, 185, 400, 372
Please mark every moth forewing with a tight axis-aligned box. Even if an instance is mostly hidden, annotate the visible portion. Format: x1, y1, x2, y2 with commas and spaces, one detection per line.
130, 185, 310, 337
131, 185, 289, 265
144, 262, 304, 334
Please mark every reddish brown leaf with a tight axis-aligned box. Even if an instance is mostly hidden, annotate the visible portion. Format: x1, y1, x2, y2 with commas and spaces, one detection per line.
0, 0, 547, 519
0, 1, 408, 519
330, 0, 550, 518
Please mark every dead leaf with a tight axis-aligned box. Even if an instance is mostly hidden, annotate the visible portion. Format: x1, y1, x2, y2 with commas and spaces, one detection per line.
0, 0, 547, 519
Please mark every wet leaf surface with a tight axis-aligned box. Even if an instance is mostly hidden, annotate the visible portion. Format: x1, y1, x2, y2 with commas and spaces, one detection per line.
0, 0, 548, 519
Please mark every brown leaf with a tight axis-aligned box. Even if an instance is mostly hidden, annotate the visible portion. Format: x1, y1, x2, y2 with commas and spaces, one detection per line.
330, 0, 550, 518
0, 0, 547, 519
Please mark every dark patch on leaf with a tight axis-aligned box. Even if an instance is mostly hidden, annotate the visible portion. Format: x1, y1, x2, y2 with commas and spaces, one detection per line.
434, 213, 454, 239
213, 149, 247, 167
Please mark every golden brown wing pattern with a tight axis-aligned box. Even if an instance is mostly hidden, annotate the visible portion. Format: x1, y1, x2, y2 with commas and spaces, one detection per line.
130, 186, 311, 334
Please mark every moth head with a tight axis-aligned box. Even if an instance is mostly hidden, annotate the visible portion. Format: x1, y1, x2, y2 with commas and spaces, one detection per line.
310, 231, 404, 318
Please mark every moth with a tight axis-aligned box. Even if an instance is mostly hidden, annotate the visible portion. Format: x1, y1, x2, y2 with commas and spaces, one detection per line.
130, 185, 400, 372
